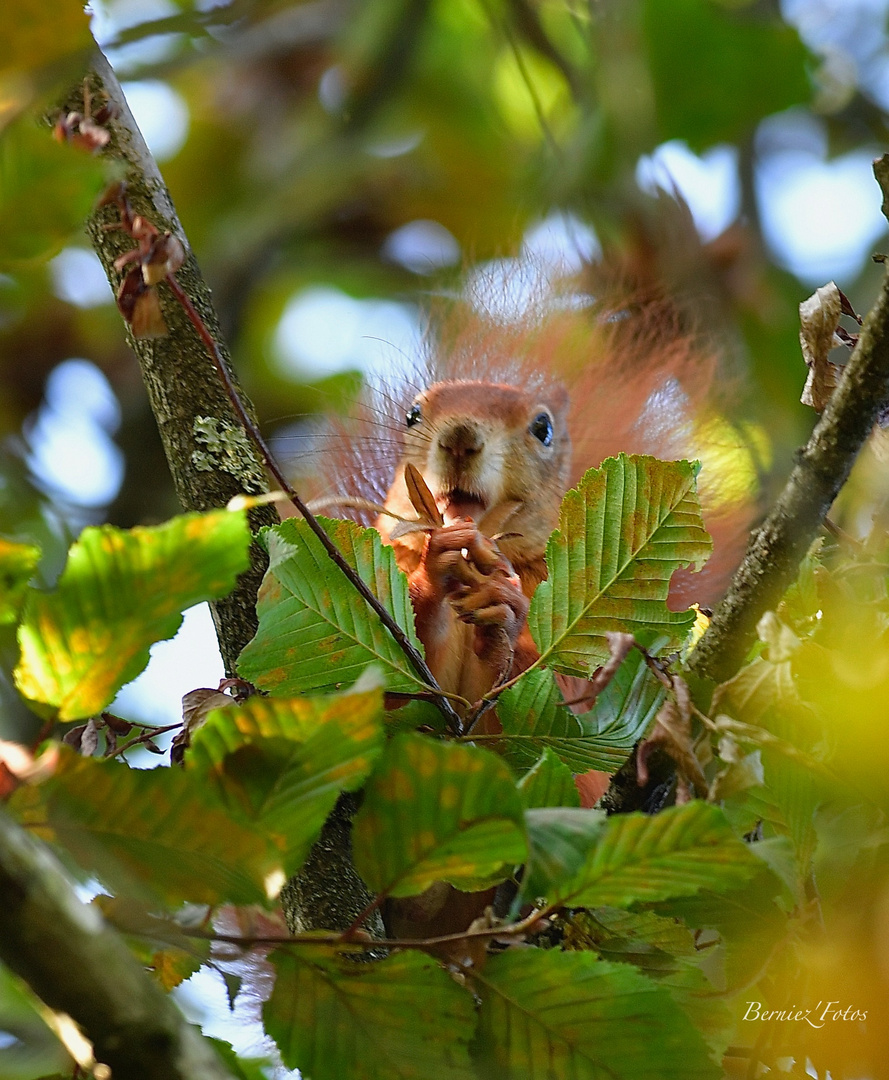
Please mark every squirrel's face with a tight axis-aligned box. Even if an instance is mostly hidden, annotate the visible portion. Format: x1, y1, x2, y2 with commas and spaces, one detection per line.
390, 379, 571, 561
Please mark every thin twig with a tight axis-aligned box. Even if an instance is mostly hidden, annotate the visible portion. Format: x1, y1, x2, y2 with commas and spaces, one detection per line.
182, 905, 551, 953
106, 722, 182, 761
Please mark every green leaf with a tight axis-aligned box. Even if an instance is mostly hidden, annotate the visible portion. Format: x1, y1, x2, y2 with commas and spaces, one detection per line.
353, 733, 526, 897
0, 0, 92, 83
563, 909, 734, 1053
14, 509, 251, 720
9, 747, 281, 906
0, 113, 110, 269
264, 947, 476, 1080
473, 949, 719, 1080
528, 455, 711, 677
642, 0, 810, 150
518, 748, 580, 809
238, 517, 427, 696
520, 801, 761, 908
715, 653, 824, 862
566, 906, 697, 969
0, 536, 40, 625
187, 688, 385, 875
653, 867, 788, 990
497, 647, 664, 773
0, 962, 71, 1079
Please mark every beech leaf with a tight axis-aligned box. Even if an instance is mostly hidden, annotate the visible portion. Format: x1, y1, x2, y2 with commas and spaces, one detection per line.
520, 800, 761, 909
528, 455, 711, 677
237, 518, 427, 696
497, 648, 664, 774
187, 688, 385, 875
265, 947, 475, 1080
353, 733, 526, 897
14, 510, 250, 720
473, 949, 718, 1080
9, 747, 282, 906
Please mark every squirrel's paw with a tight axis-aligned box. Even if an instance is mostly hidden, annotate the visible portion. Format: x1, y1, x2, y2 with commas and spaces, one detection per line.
423, 521, 496, 594
421, 520, 529, 674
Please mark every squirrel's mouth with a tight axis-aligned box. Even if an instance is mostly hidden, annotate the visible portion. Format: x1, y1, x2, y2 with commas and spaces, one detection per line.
440, 487, 487, 525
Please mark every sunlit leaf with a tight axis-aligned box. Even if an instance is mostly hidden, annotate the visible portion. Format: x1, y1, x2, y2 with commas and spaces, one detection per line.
518, 748, 580, 809
9, 747, 281, 905
473, 949, 719, 1079
150, 947, 204, 991
353, 733, 526, 897
0, 114, 110, 266
528, 455, 711, 677
265, 947, 475, 1080
0, 962, 71, 1079
14, 509, 250, 720
520, 801, 761, 908
187, 687, 385, 874
0, 536, 40, 624
237, 518, 427, 696
497, 648, 664, 772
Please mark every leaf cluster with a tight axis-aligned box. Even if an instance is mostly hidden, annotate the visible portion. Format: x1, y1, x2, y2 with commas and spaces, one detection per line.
0, 454, 792, 1078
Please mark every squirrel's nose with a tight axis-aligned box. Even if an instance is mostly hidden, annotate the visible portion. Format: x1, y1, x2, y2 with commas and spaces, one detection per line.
439, 422, 483, 461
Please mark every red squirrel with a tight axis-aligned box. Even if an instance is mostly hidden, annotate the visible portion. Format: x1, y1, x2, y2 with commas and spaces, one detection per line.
303, 275, 752, 939
311, 289, 748, 704
376, 378, 570, 717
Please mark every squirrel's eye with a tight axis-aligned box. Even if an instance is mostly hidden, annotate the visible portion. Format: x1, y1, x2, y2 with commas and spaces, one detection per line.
406, 403, 422, 428
529, 412, 554, 446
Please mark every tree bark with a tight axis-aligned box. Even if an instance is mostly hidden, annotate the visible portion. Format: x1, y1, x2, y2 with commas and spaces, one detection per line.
690, 164, 889, 682
57, 50, 279, 674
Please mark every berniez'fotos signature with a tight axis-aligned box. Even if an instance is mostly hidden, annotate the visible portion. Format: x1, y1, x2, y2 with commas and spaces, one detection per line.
743, 1002, 867, 1029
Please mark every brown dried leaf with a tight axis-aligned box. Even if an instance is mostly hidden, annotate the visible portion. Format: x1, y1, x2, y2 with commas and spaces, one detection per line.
142, 233, 186, 285
81, 716, 100, 757
799, 282, 844, 412
62, 724, 87, 751
116, 270, 167, 339
172, 687, 234, 764
637, 676, 707, 799
404, 463, 443, 527
102, 712, 133, 735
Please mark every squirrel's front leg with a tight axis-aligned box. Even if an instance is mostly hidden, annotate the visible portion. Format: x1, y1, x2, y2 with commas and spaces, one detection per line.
409, 520, 531, 685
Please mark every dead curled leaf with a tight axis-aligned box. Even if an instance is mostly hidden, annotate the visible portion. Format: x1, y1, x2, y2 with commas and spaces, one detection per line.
799, 282, 889, 455
636, 676, 708, 802
171, 686, 236, 764
799, 282, 846, 412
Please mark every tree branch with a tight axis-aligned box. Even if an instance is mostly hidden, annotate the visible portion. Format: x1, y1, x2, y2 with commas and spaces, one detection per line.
689, 160, 889, 682
57, 50, 279, 674
0, 808, 236, 1080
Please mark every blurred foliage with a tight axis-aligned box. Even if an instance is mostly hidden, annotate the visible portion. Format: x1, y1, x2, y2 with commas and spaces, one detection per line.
4, 0, 889, 1077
